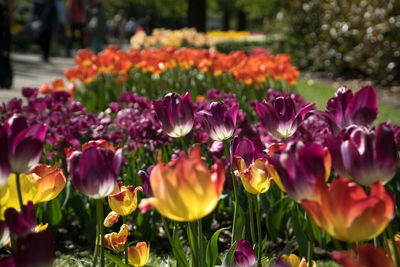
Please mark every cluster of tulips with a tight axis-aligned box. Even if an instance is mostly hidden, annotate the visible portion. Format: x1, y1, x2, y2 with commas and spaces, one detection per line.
0, 81, 400, 267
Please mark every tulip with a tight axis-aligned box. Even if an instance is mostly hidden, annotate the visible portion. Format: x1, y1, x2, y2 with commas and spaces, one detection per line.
332, 244, 394, 267
279, 254, 316, 267
127, 242, 150, 267
256, 96, 314, 139
234, 239, 256, 267
0, 115, 47, 186
4, 201, 36, 239
138, 166, 154, 197
0, 256, 14, 267
320, 86, 378, 133
266, 141, 331, 202
66, 140, 122, 199
302, 177, 394, 242
104, 211, 120, 227
326, 123, 398, 186
196, 102, 238, 141
0, 221, 10, 248
232, 137, 272, 194
0, 164, 66, 219
152, 92, 194, 138
104, 224, 129, 253
139, 145, 225, 222
108, 182, 143, 216
14, 230, 56, 267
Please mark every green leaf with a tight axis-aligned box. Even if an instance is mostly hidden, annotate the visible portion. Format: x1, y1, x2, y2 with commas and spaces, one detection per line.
291, 205, 309, 258
222, 241, 237, 266
233, 203, 246, 242
206, 227, 231, 267
46, 198, 62, 225
104, 251, 131, 267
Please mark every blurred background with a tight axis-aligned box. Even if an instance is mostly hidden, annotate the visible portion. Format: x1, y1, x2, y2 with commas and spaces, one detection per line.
0, 0, 399, 96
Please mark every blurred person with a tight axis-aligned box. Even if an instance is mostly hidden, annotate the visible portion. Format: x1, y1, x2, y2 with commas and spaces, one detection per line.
87, 0, 105, 53
124, 17, 137, 41
0, 0, 13, 88
38, 0, 58, 62
66, 0, 85, 56
111, 10, 126, 46
52, 0, 68, 56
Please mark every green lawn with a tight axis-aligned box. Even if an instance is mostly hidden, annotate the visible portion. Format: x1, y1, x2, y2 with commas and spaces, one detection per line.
296, 78, 400, 125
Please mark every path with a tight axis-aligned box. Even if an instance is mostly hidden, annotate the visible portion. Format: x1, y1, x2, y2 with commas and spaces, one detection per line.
0, 53, 74, 103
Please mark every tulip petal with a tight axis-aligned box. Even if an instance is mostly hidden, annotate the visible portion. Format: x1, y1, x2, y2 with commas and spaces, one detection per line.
0, 127, 10, 187
347, 86, 378, 125
256, 100, 279, 134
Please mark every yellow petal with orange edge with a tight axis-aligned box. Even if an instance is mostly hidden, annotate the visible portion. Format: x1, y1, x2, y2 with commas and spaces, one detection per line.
128, 242, 150, 267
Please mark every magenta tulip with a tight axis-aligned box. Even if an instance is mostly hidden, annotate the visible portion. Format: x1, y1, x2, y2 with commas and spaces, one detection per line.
256, 96, 314, 139
197, 102, 238, 141
234, 239, 256, 267
0, 115, 47, 186
0, 221, 10, 248
267, 141, 331, 202
322, 86, 378, 133
152, 92, 194, 138
66, 141, 122, 199
326, 123, 398, 186
4, 201, 36, 239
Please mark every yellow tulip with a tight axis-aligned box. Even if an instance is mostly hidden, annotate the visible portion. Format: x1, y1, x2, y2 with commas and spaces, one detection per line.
108, 183, 142, 216
128, 242, 150, 267
104, 211, 120, 227
139, 145, 225, 222
280, 254, 316, 267
104, 224, 129, 253
234, 157, 272, 195
0, 164, 66, 219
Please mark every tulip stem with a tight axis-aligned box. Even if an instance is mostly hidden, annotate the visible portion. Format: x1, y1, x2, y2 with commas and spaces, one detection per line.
96, 199, 105, 267
387, 224, 400, 267
254, 195, 262, 265
180, 136, 188, 154
15, 173, 24, 209
247, 193, 256, 246
161, 217, 188, 267
123, 216, 128, 264
197, 220, 204, 267
189, 221, 200, 267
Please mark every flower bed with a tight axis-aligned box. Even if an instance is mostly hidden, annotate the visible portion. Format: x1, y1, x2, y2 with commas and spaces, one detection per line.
0, 46, 400, 267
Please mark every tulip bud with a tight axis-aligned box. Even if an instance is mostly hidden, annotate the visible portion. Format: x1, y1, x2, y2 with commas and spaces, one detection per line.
327, 123, 398, 186
104, 211, 120, 228
234, 239, 256, 267
0, 115, 47, 186
108, 182, 143, 216
67, 140, 122, 199
256, 97, 314, 139
128, 242, 150, 267
152, 92, 194, 138
104, 224, 129, 253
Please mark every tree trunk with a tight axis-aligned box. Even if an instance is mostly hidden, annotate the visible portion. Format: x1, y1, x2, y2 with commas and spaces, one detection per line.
222, 10, 231, 31
237, 9, 246, 30
187, 0, 206, 32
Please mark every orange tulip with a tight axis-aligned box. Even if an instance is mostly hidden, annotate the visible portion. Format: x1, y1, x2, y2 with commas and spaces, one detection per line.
332, 244, 395, 267
128, 242, 150, 267
74, 49, 96, 67
104, 224, 129, 253
139, 145, 225, 222
51, 79, 64, 91
108, 182, 142, 216
302, 177, 394, 242
39, 83, 52, 95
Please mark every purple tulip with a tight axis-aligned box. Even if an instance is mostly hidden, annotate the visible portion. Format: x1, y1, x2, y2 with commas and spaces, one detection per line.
326, 123, 398, 186
0, 115, 47, 186
138, 166, 154, 197
4, 202, 36, 239
256, 96, 314, 139
230, 136, 265, 168
0, 256, 14, 267
0, 221, 10, 248
66, 144, 122, 199
321, 86, 378, 133
234, 239, 256, 267
14, 230, 56, 267
267, 141, 331, 202
152, 92, 194, 138
196, 102, 238, 141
